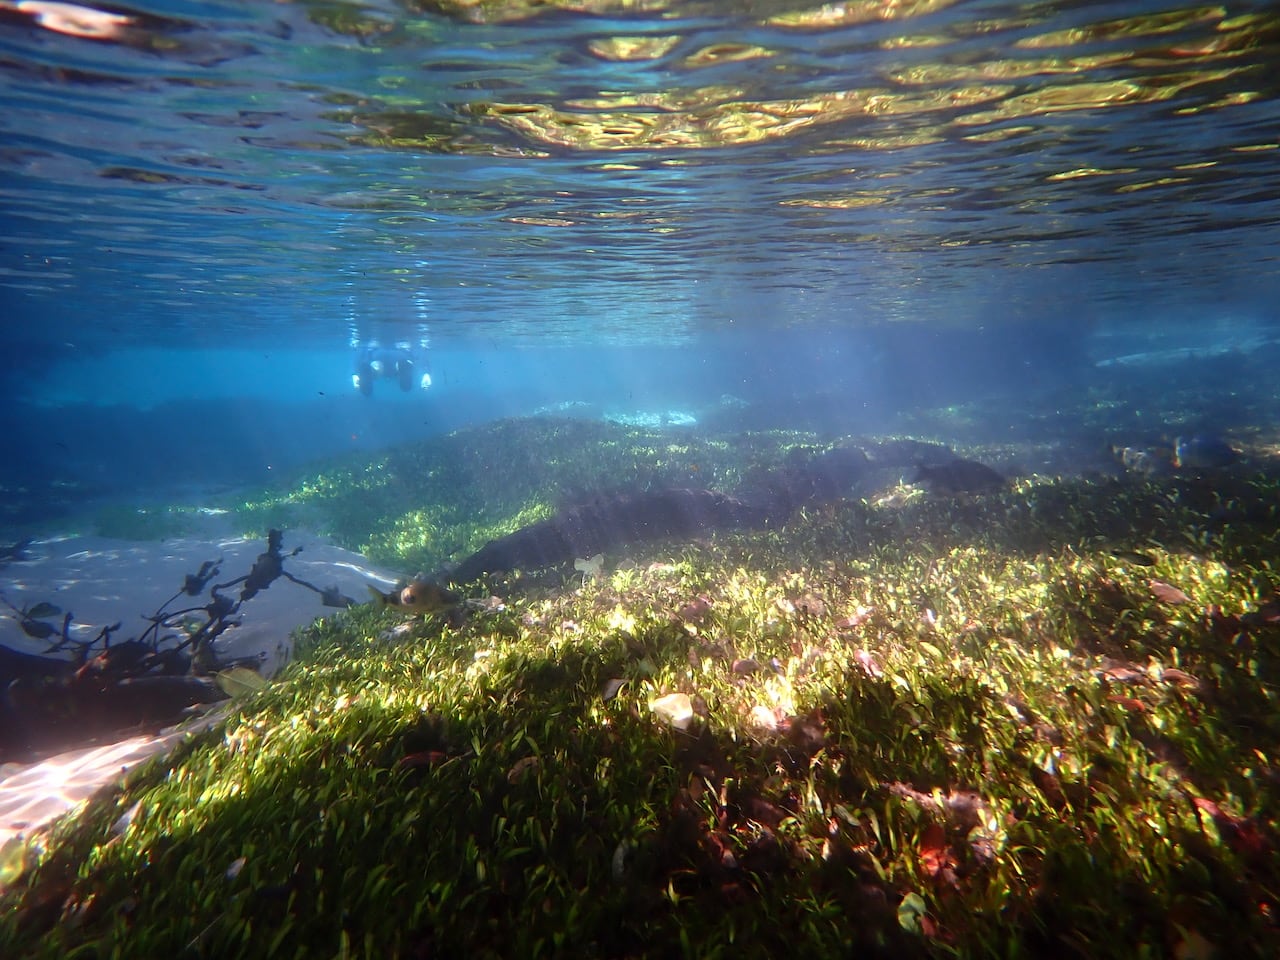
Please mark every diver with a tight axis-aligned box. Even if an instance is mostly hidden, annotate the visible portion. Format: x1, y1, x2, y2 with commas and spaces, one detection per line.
351, 341, 433, 397
347, 290, 435, 397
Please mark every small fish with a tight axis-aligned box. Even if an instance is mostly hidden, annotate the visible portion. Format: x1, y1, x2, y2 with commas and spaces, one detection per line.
24, 601, 61, 619
1110, 549, 1156, 567
367, 579, 460, 614
1174, 434, 1239, 471
912, 458, 1004, 494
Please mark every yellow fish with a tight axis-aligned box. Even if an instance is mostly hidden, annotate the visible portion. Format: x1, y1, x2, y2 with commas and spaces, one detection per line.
367, 579, 460, 614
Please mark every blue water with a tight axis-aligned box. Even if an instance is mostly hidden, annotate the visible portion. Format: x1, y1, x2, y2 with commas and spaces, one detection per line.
6, 2, 1280, 942
2, 0, 1279, 516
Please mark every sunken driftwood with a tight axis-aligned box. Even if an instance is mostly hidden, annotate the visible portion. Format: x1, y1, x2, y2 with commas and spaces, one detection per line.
0, 530, 353, 764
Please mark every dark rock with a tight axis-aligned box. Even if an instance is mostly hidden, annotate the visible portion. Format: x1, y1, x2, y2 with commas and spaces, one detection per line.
912, 458, 1004, 494
447, 487, 770, 583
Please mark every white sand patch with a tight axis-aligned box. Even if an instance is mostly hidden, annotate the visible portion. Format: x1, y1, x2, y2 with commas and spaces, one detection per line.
0, 532, 403, 851
0, 712, 227, 850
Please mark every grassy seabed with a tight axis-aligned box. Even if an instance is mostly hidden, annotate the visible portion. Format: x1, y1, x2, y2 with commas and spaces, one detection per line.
2, 418, 1279, 958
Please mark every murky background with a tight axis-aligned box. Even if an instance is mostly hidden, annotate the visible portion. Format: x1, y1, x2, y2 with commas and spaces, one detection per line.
1, 0, 1278, 508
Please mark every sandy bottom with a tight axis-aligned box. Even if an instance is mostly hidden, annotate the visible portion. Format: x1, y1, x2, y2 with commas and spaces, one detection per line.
0, 714, 227, 850
0, 532, 402, 849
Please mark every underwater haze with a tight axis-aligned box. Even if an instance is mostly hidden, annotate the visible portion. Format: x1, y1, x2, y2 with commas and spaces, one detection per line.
4, 1, 1280, 957
2, 0, 1279, 504
1, 0, 1279, 496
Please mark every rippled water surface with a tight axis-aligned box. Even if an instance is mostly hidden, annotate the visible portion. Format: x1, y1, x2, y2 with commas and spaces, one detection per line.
2, 0, 1279, 345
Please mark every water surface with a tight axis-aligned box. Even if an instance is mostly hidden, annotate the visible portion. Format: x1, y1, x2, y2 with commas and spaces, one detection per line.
3, 0, 1277, 349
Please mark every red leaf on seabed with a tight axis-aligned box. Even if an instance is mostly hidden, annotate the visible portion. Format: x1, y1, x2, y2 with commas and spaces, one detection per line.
1193, 796, 1225, 818
1101, 661, 1146, 683
854, 648, 884, 678
677, 595, 713, 624
835, 607, 875, 630
918, 822, 958, 885
1158, 667, 1202, 692
1148, 579, 1191, 605
1194, 797, 1271, 860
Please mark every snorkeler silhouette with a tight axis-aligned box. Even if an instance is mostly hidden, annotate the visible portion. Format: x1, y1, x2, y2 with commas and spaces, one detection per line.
347, 290, 435, 397
352, 343, 432, 397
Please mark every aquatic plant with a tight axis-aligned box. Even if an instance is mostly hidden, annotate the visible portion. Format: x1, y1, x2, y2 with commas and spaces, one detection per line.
216, 417, 816, 573
3, 438, 1279, 957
